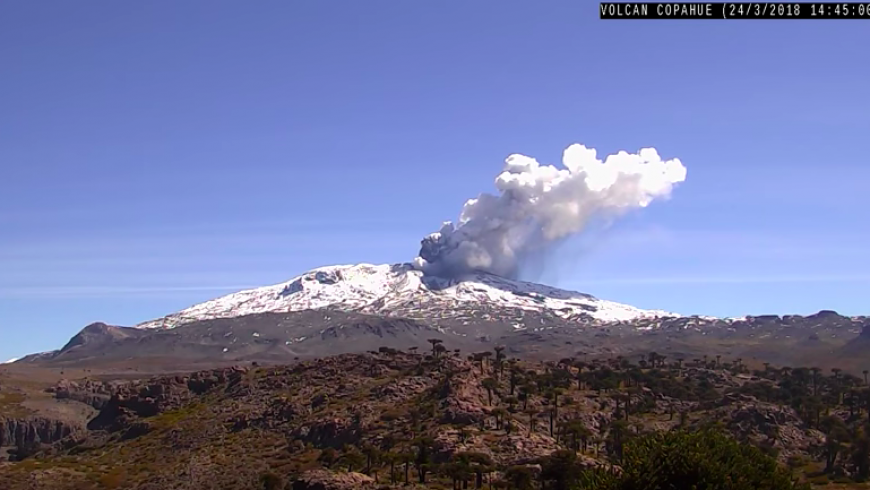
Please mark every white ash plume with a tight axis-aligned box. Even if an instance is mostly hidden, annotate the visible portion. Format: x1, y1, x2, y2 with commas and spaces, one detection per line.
414, 144, 687, 279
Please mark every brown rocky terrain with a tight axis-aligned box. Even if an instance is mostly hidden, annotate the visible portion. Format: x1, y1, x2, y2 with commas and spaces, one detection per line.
2, 346, 868, 489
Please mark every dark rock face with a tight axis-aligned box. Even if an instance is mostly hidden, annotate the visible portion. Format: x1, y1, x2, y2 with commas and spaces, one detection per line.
87, 366, 249, 434
0, 417, 81, 449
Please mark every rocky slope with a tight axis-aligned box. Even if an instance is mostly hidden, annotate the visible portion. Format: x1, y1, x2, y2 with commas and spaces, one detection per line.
0, 350, 856, 489
0, 417, 82, 455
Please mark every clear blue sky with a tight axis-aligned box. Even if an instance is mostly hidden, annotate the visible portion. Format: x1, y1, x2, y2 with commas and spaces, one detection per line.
2, 2, 868, 362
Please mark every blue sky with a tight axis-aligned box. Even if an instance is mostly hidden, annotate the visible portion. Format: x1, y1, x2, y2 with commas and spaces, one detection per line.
1, 2, 868, 361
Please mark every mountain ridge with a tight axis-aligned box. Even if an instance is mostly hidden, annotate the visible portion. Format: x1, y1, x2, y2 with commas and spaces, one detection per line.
134, 263, 678, 330
7, 263, 870, 372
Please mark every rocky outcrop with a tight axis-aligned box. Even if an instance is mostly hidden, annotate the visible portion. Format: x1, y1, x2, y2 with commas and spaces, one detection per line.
806, 310, 843, 322
436, 362, 490, 426
48, 379, 114, 410
373, 376, 432, 405
433, 428, 564, 466
290, 470, 375, 490
87, 366, 249, 433
289, 417, 363, 449
0, 417, 81, 450
713, 397, 824, 462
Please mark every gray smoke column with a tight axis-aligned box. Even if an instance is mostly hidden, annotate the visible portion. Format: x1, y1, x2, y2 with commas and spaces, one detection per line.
413, 144, 687, 279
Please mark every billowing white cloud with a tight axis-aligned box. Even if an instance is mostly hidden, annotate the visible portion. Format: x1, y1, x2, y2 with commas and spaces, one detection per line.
415, 144, 687, 278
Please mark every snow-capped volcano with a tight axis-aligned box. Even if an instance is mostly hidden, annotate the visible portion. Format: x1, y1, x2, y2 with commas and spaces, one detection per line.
136, 263, 677, 330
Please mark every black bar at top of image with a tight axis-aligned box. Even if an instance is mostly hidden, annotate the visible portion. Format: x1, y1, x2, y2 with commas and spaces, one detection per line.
599, 3, 870, 19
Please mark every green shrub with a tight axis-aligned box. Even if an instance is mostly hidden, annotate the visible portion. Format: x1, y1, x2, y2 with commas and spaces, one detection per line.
616, 429, 807, 490
540, 430, 808, 490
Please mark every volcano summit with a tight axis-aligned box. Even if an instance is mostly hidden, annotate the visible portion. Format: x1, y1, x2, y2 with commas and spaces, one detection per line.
130, 143, 686, 331
135, 263, 677, 330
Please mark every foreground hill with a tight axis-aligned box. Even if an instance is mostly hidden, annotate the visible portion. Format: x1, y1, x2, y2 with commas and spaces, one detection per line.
3, 348, 870, 489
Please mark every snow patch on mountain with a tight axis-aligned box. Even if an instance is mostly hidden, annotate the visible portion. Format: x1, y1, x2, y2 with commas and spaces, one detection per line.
135, 263, 679, 330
